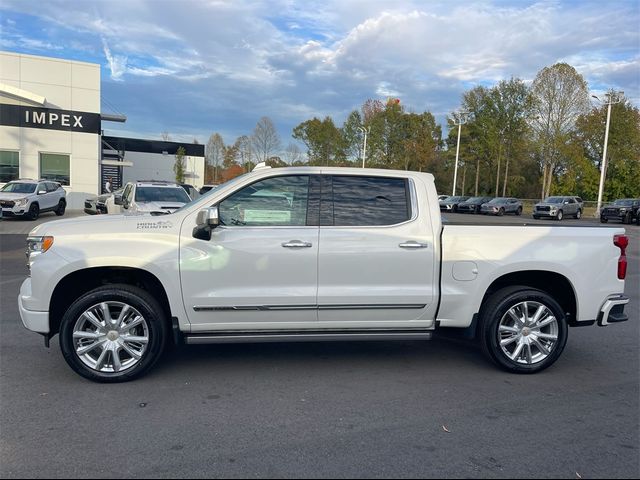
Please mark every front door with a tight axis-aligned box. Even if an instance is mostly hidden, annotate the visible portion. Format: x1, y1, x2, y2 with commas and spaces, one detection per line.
317, 174, 437, 328
180, 175, 320, 332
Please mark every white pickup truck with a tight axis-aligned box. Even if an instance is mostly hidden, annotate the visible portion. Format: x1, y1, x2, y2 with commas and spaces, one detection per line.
19, 166, 630, 382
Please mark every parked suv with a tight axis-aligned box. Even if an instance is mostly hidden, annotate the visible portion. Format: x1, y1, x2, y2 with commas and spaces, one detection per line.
112, 180, 191, 215
457, 196, 494, 214
600, 199, 640, 224
480, 197, 522, 216
533, 196, 582, 221
0, 179, 66, 220
439, 195, 470, 213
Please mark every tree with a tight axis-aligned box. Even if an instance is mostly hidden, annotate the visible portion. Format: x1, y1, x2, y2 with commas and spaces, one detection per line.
251, 117, 281, 163
531, 63, 590, 198
161, 131, 171, 141
283, 143, 304, 165
292, 117, 347, 166
234, 135, 253, 172
173, 146, 186, 184
206, 133, 225, 183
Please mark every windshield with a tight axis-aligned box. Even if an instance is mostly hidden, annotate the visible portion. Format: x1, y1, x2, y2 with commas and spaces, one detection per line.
466, 197, 484, 202
544, 197, 564, 204
488, 198, 507, 204
444, 196, 465, 202
135, 186, 191, 203
613, 199, 634, 206
0, 183, 36, 194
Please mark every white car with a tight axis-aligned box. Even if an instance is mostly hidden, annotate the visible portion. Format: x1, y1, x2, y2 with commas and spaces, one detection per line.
19, 166, 629, 382
0, 179, 66, 220
109, 180, 191, 215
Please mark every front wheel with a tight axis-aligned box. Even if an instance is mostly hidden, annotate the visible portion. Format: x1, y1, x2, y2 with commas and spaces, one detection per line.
556, 210, 563, 221
59, 284, 169, 382
479, 286, 568, 373
27, 203, 39, 220
600, 217, 608, 223
498, 208, 505, 216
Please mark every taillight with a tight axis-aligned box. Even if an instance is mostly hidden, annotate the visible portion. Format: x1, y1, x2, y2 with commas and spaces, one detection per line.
614, 234, 628, 280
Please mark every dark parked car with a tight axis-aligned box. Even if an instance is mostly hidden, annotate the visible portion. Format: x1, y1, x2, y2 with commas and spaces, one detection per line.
480, 197, 523, 216
533, 196, 582, 221
180, 184, 200, 200
600, 199, 640, 224
84, 188, 123, 215
439, 195, 470, 213
457, 196, 494, 214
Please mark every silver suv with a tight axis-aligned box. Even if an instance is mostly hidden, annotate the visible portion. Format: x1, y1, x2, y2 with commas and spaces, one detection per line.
533, 196, 582, 221
0, 179, 66, 220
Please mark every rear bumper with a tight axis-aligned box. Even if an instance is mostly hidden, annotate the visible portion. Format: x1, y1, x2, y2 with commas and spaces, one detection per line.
18, 278, 50, 334
597, 294, 630, 326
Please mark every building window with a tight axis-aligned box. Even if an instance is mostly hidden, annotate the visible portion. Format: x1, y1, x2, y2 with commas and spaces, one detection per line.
0, 150, 19, 183
40, 153, 70, 185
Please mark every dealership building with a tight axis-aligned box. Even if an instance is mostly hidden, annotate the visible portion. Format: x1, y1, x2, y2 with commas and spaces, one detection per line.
0, 51, 205, 209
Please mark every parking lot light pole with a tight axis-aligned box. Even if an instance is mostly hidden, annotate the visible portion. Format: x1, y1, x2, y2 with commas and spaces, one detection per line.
358, 126, 370, 168
452, 112, 468, 196
593, 91, 623, 216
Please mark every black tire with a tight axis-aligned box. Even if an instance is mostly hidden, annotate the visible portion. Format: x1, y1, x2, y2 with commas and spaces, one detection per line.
600, 217, 608, 223
636, 214, 640, 226
575, 209, 582, 219
532, 215, 539, 220
478, 286, 568, 374
556, 210, 563, 221
59, 284, 169, 383
27, 203, 39, 220
55, 199, 66, 216
623, 212, 631, 224
497, 208, 504, 216
516, 207, 522, 216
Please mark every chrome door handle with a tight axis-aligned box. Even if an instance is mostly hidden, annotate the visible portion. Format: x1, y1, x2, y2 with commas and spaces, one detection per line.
399, 241, 428, 249
282, 240, 313, 248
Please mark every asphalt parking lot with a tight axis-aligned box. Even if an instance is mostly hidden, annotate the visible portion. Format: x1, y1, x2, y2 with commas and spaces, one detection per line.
0, 212, 638, 478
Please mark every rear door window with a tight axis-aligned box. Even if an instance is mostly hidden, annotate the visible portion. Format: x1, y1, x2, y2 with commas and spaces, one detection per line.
323, 176, 411, 227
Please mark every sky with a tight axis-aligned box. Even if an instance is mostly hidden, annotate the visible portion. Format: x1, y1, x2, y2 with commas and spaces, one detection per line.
1, 0, 638, 149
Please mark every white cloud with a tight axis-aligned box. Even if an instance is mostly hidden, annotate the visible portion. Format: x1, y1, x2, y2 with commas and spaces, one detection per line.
101, 37, 127, 81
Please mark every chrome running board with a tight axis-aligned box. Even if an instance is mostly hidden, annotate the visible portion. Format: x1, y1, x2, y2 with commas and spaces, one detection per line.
184, 330, 432, 345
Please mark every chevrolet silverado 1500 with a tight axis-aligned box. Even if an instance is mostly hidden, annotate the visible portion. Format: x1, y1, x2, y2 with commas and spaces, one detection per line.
19, 166, 630, 382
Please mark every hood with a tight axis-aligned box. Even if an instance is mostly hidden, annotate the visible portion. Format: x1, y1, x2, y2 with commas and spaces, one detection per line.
135, 201, 185, 213
535, 202, 562, 207
0, 192, 32, 201
28, 212, 180, 237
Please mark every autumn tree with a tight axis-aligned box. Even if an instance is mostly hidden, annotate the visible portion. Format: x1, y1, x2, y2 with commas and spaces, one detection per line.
206, 133, 225, 183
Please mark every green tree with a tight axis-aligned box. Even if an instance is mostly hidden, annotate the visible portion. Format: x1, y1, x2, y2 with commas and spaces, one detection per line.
173, 146, 186, 184
531, 63, 590, 198
292, 116, 347, 166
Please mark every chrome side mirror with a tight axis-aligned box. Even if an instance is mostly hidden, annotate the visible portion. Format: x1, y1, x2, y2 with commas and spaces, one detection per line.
196, 206, 219, 228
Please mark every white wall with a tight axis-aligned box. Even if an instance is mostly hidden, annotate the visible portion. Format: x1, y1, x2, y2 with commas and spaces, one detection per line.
0, 51, 100, 209
122, 151, 205, 189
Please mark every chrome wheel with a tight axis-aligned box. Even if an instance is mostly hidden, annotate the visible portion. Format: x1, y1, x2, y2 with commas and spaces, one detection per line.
498, 301, 559, 365
73, 302, 149, 373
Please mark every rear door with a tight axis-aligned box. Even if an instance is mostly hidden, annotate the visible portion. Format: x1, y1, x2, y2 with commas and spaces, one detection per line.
317, 174, 437, 327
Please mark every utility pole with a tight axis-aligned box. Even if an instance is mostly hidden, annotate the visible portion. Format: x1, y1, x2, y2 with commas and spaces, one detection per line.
452, 112, 468, 196
593, 90, 623, 216
358, 126, 370, 168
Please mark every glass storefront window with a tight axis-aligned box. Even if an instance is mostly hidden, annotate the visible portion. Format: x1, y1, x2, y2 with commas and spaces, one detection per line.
40, 153, 70, 185
0, 150, 19, 183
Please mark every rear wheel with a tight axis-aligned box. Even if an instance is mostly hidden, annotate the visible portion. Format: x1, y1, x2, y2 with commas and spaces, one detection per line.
516, 207, 522, 216
59, 284, 168, 383
27, 203, 39, 220
55, 199, 66, 216
600, 217, 608, 223
532, 215, 539, 220
575, 209, 582, 219
479, 286, 568, 373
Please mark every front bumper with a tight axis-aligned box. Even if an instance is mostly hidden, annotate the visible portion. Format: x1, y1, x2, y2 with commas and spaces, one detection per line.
18, 278, 50, 334
1, 208, 27, 217
597, 294, 630, 326
534, 210, 558, 217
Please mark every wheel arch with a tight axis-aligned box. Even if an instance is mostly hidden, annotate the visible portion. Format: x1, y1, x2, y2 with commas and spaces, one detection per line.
479, 270, 578, 326
49, 267, 173, 338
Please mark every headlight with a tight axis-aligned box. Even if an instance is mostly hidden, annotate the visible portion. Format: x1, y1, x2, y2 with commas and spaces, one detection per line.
619, 208, 627, 212
26, 236, 54, 270
16, 198, 29, 206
